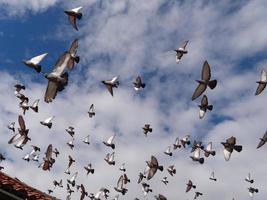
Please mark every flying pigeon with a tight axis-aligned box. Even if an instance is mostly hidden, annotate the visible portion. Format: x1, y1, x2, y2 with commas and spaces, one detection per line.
42, 144, 55, 171
66, 126, 75, 137
67, 172, 78, 187
143, 124, 152, 136
173, 137, 181, 149
84, 163, 95, 175
67, 138, 75, 150
144, 156, 163, 180
122, 173, 130, 184
255, 69, 267, 95
194, 192, 203, 199
114, 175, 128, 195
138, 172, 146, 184
199, 95, 213, 119
67, 183, 74, 196
154, 194, 167, 200
22, 153, 30, 162
248, 187, 259, 198
133, 76, 146, 91
192, 61, 217, 101
88, 104, 95, 118
53, 148, 59, 157
14, 84, 25, 99
161, 177, 168, 185
91, 188, 110, 200
0, 154, 6, 162
102, 76, 119, 96
204, 142, 216, 157
167, 165, 176, 176
180, 135, 191, 148
245, 173, 254, 184
190, 148, 204, 164
40, 116, 54, 129
186, 180, 196, 193
104, 152, 115, 165
103, 134, 116, 149
209, 172, 217, 181
64, 6, 83, 31
30, 99, 40, 113
23, 53, 48, 73
47, 189, 53, 195
83, 135, 90, 145
141, 182, 152, 196
257, 130, 267, 149
174, 40, 189, 63
19, 97, 29, 115
164, 146, 173, 156
44, 39, 79, 103
65, 155, 75, 173
119, 163, 126, 172
7, 122, 15, 133
191, 140, 204, 153
53, 179, 63, 189
79, 184, 88, 200
221, 136, 242, 161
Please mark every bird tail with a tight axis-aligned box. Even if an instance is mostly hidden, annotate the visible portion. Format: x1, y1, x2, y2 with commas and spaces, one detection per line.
77, 13, 83, 20
234, 145, 242, 152
158, 165, 164, 171
74, 56, 80, 63
208, 80, 217, 89
35, 65, 42, 73
199, 158, 204, 164
48, 123, 52, 129
207, 105, 213, 111
111, 144, 115, 149
141, 83, 146, 88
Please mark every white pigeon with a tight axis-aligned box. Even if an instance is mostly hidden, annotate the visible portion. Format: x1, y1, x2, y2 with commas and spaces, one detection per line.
30, 99, 40, 113
83, 135, 90, 145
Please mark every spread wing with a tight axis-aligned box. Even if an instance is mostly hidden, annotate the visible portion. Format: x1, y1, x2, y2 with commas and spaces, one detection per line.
202, 61, 211, 81
192, 83, 207, 101
18, 115, 26, 131
69, 39, 78, 54
45, 144, 53, 160
68, 15, 78, 31
151, 156, 158, 166
223, 148, 231, 161
44, 81, 59, 103
107, 135, 115, 144
104, 83, 113, 96
147, 167, 157, 180
260, 69, 267, 81
206, 142, 212, 151
30, 53, 48, 65
255, 83, 266, 95
32, 99, 40, 107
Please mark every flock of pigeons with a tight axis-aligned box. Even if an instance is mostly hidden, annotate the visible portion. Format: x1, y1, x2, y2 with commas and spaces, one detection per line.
1, 5, 267, 200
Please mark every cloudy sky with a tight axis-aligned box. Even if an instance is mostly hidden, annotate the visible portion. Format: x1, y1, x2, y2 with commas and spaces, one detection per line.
0, 0, 267, 199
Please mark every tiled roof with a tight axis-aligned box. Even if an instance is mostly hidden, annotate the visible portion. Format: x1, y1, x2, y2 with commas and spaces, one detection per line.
0, 171, 59, 200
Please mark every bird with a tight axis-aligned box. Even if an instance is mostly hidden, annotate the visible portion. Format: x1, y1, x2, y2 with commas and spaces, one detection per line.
119, 163, 126, 172
79, 184, 88, 200
103, 134, 116, 149
161, 177, 168, 185
19, 97, 29, 115
104, 152, 115, 165
209, 172, 217, 181
122, 173, 130, 184
154, 194, 167, 200
67, 183, 74, 196
248, 187, 259, 197
114, 175, 128, 195
204, 142, 216, 157
133, 76, 146, 91
198, 95, 213, 119
67, 138, 75, 150
143, 124, 152, 136
192, 60, 217, 101
245, 173, 254, 184
67, 172, 78, 187
23, 53, 48, 73
102, 76, 119, 96
164, 146, 173, 156
194, 192, 203, 199
53, 148, 59, 157
190, 148, 204, 164
88, 104, 95, 118
7, 122, 15, 132
173, 137, 181, 149
22, 153, 30, 162
0, 154, 6, 162
83, 135, 90, 145
141, 182, 152, 196
66, 126, 75, 137
44, 39, 79, 103
42, 144, 55, 171
167, 165, 176, 176
84, 163, 95, 175
30, 99, 40, 113
64, 6, 83, 31
180, 135, 191, 148
191, 140, 204, 153
255, 69, 267, 95
53, 179, 63, 189
91, 188, 110, 200
47, 189, 53, 195
174, 40, 189, 63
144, 156, 163, 180
257, 130, 267, 149
138, 172, 146, 184
65, 155, 75, 174
14, 84, 25, 98
186, 180, 196, 193
221, 136, 242, 161
40, 116, 54, 129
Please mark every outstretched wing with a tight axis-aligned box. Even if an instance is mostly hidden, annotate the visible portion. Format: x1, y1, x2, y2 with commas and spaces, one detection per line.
30, 53, 48, 65
44, 81, 59, 103
18, 115, 26, 131
192, 83, 207, 101
202, 61, 211, 81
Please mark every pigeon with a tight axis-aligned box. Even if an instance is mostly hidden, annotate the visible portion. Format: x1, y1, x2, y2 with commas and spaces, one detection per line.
164, 146, 173, 156
248, 187, 259, 197
23, 145, 40, 162
154, 194, 167, 200
255, 69, 267, 95
144, 156, 163, 180
122, 173, 130, 184
0, 154, 6, 162
174, 40, 189, 63
67, 172, 78, 187
64, 6, 83, 31
84, 163, 95, 175
80, 184, 88, 200
65, 155, 75, 174
114, 175, 128, 195
8, 115, 30, 150
22, 153, 30, 162
190, 148, 204, 164
47, 189, 53, 195
91, 188, 110, 200
7, 122, 15, 133
138, 172, 146, 184
19, 97, 29, 115
143, 124, 152, 136
67, 183, 74, 195
199, 95, 213, 119
180, 135, 191, 148
194, 192, 203, 199
209, 172, 217, 181
192, 61, 217, 101
67, 138, 75, 150
66, 126, 75, 137
161, 177, 168, 185
53, 148, 59, 157
186, 180, 196, 193
40, 116, 54, 129
104, 152, 115, 165
103, 134, 116, 149
102, 76, 119, 96
257, 131, 267, 149
42, 144, 55, 171
191, 140, 204, 153
167, 165, 176, 176
221, 136, 242, 161
88, 104, 95, 118
133, 76, 146, 91
44, 39, 79, 103
173, 137, 181, 149
204, 142, 216, 157
32, 154, 39, 162
30, 99, 40, 113
14, 84, 25, 98
53, 179, 63, 189
141, 182, 152, 196
23, 53, 48, 73
245, 173, 254, 184
119, 163, 126, 172
83, 135, 90, 145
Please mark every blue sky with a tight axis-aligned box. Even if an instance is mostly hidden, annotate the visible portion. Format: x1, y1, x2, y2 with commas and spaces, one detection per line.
0, 0, 267, 200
